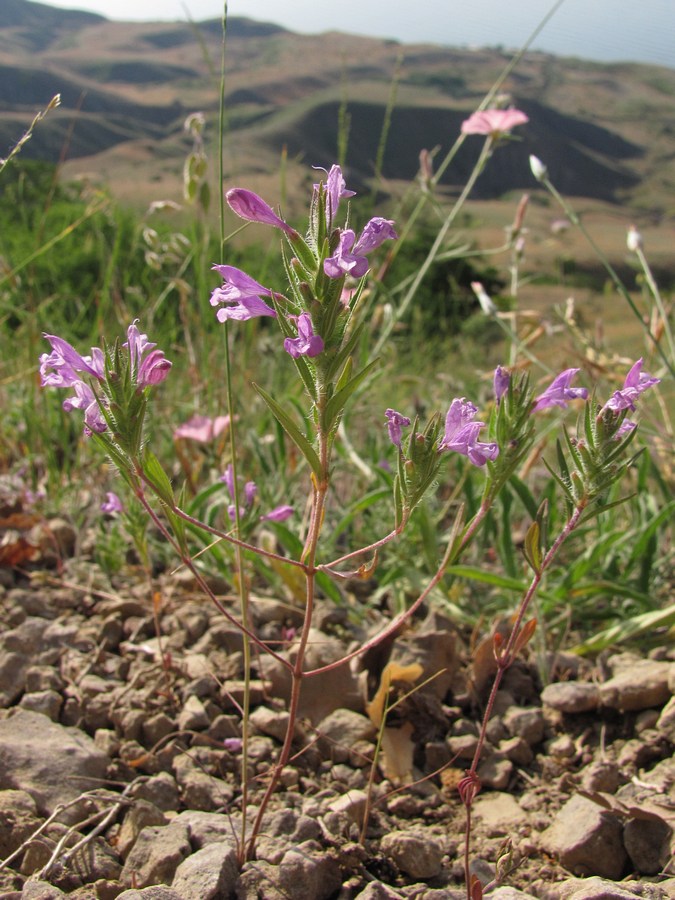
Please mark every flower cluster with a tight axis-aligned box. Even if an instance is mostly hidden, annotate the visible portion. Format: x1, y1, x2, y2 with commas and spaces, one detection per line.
211, 165, 397, 361
221, 464, 293, 525
39, 321, 171, 435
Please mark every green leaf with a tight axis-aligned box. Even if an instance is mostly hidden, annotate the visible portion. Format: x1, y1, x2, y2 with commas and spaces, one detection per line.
446, 564, 525, 592
572, 602, 675, 655
253, 384, 322, 480
143, 450, 175, 506
324, 358, 380, 432
523, 520, 542, 574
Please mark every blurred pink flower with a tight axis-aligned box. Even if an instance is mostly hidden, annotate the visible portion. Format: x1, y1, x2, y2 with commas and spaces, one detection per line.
461, 108, 529, 138
174, 414, 231, 443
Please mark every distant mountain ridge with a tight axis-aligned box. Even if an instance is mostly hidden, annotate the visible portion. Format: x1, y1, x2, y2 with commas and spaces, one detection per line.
1, 0, 674, 213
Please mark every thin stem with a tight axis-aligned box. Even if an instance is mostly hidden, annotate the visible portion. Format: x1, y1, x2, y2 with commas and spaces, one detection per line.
461, 499, 586, 897
541, 177, 674, 380
635, 245, 675, 363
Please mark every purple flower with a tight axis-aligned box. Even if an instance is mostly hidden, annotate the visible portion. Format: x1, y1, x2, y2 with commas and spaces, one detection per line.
601, 358, 660, 413
220, 464, 236, 498
210, 265, 277, 322
226, 188, 297, 237
261, 505, 294, 522
40, 335, 104, 387
223, 737, 243, 753
324, 217, 397, 279
125, 320, 155, 368
62, 381, 107, 434
385, 408, 411, 447
494, 366, 510, 403
439, 398, 499, 467
284, 313, 324, 359
532, 368, 588, 412
101, 491, 124, 514
614, 419, 637, 439
138, 348, 172, 387
461, 108, 529, 138
314, 164, 355, 225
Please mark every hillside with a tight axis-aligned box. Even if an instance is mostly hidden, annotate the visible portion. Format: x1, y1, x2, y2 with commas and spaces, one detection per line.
1, 0, 675, 216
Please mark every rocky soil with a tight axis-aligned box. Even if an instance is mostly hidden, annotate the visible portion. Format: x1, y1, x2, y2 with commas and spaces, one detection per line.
0, 513, 673, 900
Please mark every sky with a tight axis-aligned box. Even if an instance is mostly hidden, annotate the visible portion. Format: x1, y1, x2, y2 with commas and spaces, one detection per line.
38, 0, 675, 69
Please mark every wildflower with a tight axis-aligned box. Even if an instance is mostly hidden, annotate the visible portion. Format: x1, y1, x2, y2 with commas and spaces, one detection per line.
532, 368, 588, 412
62, 380, 107, 434
223, 737, 243, 753
471, 281, 497, 315
529, 155, 548, 182
314, 164, 355, 225
284, 313, 324, 359
261, 505, 294, 522
137, 348, 172, 387
461, 108, 529, 138
626, 225, 642, 253
39, 335, 104, 387
324, 217, 397, 279
101, 492, 124, 514
439, 398, 499, 466
494, 366, 510, 403
601, 358, 660, 413
226, 188, 297, 238
384, 408, 411, 447
173, 414, 231, 443
210, 265, 277, 322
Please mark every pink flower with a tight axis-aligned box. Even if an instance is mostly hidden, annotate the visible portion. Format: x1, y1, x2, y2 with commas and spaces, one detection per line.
601, 359, 660, 414
101, 492, 124, 514
314, 164, 356, 225
284, 313, 324, 359
493, 366, 510, 403
324, 217, 397, 279
461, 108, 529, 138
260, 505, 294, 522
173, 414, 231, 443
210, 265, 277, 322
384, 408, 411, 447
439, 398, 499, 467
532, 369, 588, 412
226, 188, 297, 237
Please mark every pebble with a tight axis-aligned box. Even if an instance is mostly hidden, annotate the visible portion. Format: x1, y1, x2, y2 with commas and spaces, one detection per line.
380, 830, 444, 879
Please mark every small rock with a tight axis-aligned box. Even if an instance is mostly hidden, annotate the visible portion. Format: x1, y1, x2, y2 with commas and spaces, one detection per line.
116, 890, 184, 900
580, 760, 621, 793
598, 659, 673, 712
380, 829, 444, 879
541, 681, 600, 714
477, 755, 513, 790
540, 794, 627, 879
498, 736, 533, 766
328, 789, 369, 826
555, 875, 665, 898
623, 815, 673, 875
0, 710, 109, 824
19, 690, 62, 721
133, 772, 180, 812
249, 705, 291, 743
316, 708, 376, 763
177, 695, 210, 731
277, 840, 343, 900
120, 822, 191, 888
503, 706, 545, 745
171, 840, 240, 899
473, 791, 529, 836
20, 880, 67, 899
116, 800, 168, 858
141, 712, 175, 746
0, 789, 43, 858
656, 694, 675, 741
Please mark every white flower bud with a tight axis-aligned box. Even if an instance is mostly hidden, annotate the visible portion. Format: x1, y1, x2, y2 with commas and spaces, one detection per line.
626, 225, 642, 252
529, 154, 548, 182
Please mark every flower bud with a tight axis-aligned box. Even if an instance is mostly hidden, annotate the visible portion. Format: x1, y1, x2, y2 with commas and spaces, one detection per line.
529, 155, 548, 182
626, 225, 642, 253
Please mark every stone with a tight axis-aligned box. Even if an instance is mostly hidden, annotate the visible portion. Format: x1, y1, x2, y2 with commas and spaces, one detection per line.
255, 808, 322, 864
0, 789, 43, 858
171, 840, 240, 899
277, 840, 343, 900
503, 706, 545, 745
477, 755, 513, 791
380, 829, 444, 879
176, 694, 210, 731
120, 822, 191, 888
623, 815, 673, 875
555, 875, 670, 898
0, 710, 109, 824
20, 880, 67, 899
0, 652, 30, 706
598, 659, 673, 712
316, 709, 377, 763
327, 789, 369, 826
541, 681, 600, 713
132, 772, 180, 812
656, 694, 675, 741
473, 792, 529, 836
19, 690, 62, 721
116, 800, 168, 858
354, 883, 409, 899
540, 794, 627, 880
249, 705, 292, 743
172, 810, 237, 848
